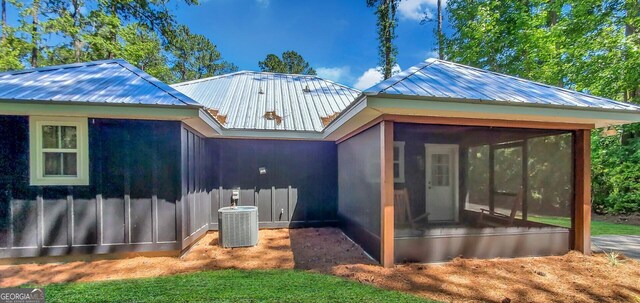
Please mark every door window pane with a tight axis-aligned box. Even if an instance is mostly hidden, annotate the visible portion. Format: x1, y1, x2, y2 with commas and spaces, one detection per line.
431, 153, 450, 186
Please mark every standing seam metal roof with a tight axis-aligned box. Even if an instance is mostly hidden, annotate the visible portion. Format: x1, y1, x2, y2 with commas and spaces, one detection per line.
172, 71, 361, 132
365, 58, 640, 111
0, 59, 201, 106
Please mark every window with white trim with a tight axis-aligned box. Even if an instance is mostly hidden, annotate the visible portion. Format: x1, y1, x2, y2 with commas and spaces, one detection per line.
30, 116, 89, 186
393, 141, 405, 183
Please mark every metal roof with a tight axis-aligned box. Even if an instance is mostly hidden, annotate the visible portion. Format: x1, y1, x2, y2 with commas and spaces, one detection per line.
365, 58, 640, 112
172, 71, 361, 132
0, 59, 200, 107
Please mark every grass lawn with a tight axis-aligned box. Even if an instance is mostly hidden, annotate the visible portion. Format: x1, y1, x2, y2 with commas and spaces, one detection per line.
41, 269, 433, 303
530, 216, 640, 236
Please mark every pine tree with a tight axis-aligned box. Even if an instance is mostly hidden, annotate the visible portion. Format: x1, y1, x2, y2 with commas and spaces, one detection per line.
367, 0, 399, 79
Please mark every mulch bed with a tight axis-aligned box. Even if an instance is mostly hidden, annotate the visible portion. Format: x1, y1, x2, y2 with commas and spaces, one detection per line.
0, 227, 638, 303
593, 213, 640, 226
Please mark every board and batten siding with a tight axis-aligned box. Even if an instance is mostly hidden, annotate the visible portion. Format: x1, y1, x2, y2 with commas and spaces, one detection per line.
180, 126, 210, 250
0, 116, 340, 259
206, 138, 338, 230
0, 116, 182, 258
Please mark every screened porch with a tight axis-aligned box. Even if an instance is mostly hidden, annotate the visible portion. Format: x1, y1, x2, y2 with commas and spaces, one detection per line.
392, 123, 574, 263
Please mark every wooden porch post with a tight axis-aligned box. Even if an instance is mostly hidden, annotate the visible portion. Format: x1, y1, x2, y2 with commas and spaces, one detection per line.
380, 121, 395, 267
574, 129, 591, 255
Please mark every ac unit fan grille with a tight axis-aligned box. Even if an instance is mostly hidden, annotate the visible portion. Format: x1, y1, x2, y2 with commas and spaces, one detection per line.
218, 206, 259, 248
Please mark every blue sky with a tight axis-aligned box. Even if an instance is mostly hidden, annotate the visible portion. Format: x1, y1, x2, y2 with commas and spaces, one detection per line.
173, 0, 448, 89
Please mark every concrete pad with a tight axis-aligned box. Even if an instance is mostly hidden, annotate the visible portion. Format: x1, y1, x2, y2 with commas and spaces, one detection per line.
591, 235, 640, 259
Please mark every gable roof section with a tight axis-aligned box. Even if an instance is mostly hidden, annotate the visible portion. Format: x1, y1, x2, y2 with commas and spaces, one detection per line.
365, 58, 640, 112
0, 59, 200, 107
172, 71, 361, 132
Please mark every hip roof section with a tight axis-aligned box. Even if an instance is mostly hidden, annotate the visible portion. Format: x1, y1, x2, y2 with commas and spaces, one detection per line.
172, 71, 361, 132
365, 58, 640, 112
0, 60, 201, 107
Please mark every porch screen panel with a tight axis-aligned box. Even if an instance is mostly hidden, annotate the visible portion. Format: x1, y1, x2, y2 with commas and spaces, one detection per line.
493, 145, 523, 219
526, 133, 573, 226
338, 124, 381, 238
466, 145, 490, 212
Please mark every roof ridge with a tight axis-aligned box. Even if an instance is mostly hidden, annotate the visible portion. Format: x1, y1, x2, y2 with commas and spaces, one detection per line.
431, 59, 630, 105
114, 60, 202, 107
170, 70, 254, 87
367, 60, 437, 94
172, 70, 360, 93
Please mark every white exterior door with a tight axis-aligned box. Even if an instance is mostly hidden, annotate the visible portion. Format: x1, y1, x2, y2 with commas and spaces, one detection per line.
425, 144, 459, 222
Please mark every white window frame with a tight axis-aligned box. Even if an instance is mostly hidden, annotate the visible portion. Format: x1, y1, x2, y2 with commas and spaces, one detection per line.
394, 141, 405, 183
29, 116, 89, 186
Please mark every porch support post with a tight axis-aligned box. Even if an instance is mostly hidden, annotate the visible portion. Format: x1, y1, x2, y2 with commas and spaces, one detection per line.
489, 145, 495, 213
522, 140, 528, 220
573, 129, 591, 255
380, 120, 395, 267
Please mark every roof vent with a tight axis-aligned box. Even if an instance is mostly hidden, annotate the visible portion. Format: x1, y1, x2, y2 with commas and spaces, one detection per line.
207, 109, 228, 125
263, 111, 282, 125
303, 85, 311, 93
321, 112, 340, 127
258, 86, 265, 94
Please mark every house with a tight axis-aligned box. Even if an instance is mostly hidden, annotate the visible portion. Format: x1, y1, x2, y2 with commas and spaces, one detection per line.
0, 59, 638, 267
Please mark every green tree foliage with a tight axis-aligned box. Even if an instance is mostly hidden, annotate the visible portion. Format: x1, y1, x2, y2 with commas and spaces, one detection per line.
167, 25, 237, 82
0, 0, 235, 84
258, 51, 316, 75
120, 23, 172, 82
592, 125, 640, 213
367, 0, 399, 79
0, 1, 27, 70
42, 0, 89, 64
445, 0, 640, 213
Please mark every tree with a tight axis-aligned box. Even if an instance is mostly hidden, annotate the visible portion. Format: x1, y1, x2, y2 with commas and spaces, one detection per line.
26, 0, 42, 67
367, 0, 399, 79
444, 0, 640, 213
0, 0, 236, 81
84, 8, 121, 60
258, 51, 316, 75
436, 0, 443, 59
0, 0, 27, 71
420, 0, 444, 59
119, 23, 172, 82
167, 25, 237, 82
0, 29, 27, 71
1, 0, 6, 42
43, 0, 87, 63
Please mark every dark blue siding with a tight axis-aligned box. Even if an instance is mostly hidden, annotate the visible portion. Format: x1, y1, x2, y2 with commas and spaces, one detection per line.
206, 138, 338, 229
0, 117, 182, 258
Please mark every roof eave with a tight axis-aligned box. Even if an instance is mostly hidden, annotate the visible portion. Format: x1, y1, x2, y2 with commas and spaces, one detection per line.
372, 92, 640, 116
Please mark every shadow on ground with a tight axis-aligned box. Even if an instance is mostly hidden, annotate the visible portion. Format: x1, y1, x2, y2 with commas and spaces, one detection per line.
0, 228, 638, 303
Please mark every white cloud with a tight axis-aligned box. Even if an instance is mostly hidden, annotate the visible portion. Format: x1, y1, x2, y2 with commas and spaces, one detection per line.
424, 50, 439, 59
398, 0, 446, 21
353, 65, 401, 90
256, 0, 269, 8
316, 66, 351, 83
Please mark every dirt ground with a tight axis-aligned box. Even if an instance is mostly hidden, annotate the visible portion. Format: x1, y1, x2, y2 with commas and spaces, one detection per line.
1, 228, 639, 303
